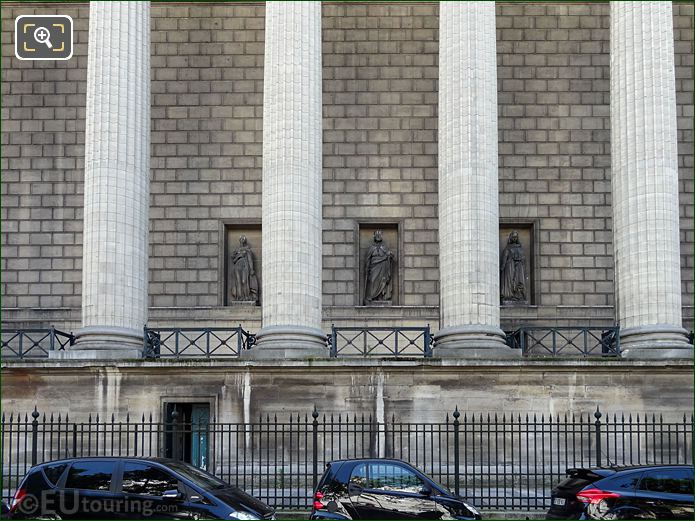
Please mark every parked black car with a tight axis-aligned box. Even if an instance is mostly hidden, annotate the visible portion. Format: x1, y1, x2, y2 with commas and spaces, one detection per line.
9, 456, 275, 520
310, 458, 482, 520
546, 465, 694, 520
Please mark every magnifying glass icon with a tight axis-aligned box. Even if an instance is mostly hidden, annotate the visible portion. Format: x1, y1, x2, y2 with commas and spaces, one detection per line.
33, 26, 53, 49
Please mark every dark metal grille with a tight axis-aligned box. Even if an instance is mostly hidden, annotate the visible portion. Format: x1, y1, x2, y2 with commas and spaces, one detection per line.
329, 325, 433, 357
143, 327, 255, 359
2, 406, 690, 511
505, 326, 620, 357
0, 328, 74, 359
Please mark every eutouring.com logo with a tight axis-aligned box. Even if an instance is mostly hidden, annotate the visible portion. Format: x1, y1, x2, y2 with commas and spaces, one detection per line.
13, 491, 180, 517
15, 15, 73, 60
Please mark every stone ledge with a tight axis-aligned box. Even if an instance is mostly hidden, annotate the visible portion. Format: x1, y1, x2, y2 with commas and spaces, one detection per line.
2, 357, 692, 371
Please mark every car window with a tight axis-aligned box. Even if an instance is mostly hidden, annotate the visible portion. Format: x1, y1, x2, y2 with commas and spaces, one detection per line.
639, 469, 694, 494
604, 472, 643, 491
65, 461, 115, 491
122, 462, 179, 496
163, 460, 226, 490
42, 463, 68, 486
370, 464, 424, 493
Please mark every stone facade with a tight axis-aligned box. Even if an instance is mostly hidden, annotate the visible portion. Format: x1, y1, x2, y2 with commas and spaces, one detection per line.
1, 2, 693, 334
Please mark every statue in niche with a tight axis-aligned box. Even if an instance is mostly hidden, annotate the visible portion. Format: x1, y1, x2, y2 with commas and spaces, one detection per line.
500, 230, 528, 304
230, 235, 259, 304
364, 230, 395, 305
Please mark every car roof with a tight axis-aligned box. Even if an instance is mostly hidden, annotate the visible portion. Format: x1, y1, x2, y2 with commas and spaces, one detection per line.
35, 456, 183, 467
569, 464, 693, 475
327, 457, 414, 466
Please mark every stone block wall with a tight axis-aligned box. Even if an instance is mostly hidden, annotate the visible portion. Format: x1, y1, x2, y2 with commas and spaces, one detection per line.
1, 2, 693, 328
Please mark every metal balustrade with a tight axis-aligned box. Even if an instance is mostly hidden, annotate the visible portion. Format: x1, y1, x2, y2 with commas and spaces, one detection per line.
143, 326, 255, 359
329, 325, 433, 358
505, 326, 620, 357
1, 327, 74, 359
2, 325, 623, 359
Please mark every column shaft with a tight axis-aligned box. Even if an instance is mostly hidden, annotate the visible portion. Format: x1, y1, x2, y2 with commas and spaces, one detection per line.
610, 2, 691, 358
435, 2, 515, 358
247, 1, 327, 359
73, 1, 150, 357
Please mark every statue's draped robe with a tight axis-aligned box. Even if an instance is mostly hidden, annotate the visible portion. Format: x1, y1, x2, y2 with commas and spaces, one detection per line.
365, 243, 392, 303
231, 247, 258, 301
500, 243, 526, 301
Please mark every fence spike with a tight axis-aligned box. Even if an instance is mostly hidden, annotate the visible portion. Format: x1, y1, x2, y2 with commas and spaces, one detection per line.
8, 413, 12, 422
88, 413, 92, 423
111, 413, 115, 422
266, 413, 270, 422
57, 413, 61, 423
141, 413, 145, 422
50, 412, 54, 422
24, 413, 28, 422
1, 412, 4, 422
126, 412, 130, 423
368, 413, 372, 423
96, 413, 100, 423
148, 412, 152, 422
274, 413, 277, 422
65, 413, 69, 423
533, 413, 537, 422
659, 413, 663, 422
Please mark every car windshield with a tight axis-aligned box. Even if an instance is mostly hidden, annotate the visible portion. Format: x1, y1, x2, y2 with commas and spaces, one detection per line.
164, 461, 227, 490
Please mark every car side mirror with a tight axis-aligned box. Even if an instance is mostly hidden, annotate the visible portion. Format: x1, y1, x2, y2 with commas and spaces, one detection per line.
162, 489, 184, 501
419, 485, 432, 496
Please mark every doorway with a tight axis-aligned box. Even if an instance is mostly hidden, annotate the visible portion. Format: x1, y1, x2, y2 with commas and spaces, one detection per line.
164, 402, 210, 470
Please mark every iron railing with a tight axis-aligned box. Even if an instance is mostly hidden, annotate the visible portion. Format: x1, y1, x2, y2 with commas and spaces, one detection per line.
1, 406, 691, 510
0, 327, 74, 359
2, 326, 623, 359
505, 326, 620, 357
329, 325, 433, 357
143, 327, 255, 359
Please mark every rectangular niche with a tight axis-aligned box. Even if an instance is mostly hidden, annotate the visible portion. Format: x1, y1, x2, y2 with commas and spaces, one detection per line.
221, 223, 261, 307
499, 222, 536, 306
358, 223, 400, 306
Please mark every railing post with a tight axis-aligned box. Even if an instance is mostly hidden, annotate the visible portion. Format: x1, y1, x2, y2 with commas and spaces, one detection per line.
594, 406, 602, 467
424, 324, 432, 357
330, 324, 337, 357
453, 407, 460, 496
31, 407, 39, 465
238, 324, 243, 354
49, 326, 55, 353
312, 406, 319, 490
72, 423, 78, 457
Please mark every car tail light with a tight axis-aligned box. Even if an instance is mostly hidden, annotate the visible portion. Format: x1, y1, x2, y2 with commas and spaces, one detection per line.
10, 486, 27, 513
313, 491, 326, 510
576, 488, 621, 504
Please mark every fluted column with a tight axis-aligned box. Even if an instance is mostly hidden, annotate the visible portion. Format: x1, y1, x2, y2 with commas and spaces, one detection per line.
69, 1, 150, 358
610, 2, 691, 359
434, 2, 515, 358
245, 1, 327, 359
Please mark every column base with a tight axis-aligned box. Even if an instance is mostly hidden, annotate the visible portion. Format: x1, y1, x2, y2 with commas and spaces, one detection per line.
620, 325, 693, 360
241, 325, 329, 360
433, 325, 519, 359
50, 326, 143, 360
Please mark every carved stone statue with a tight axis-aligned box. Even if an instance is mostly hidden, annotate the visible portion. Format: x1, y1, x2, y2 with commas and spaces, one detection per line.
230, 235, 259, 304
364, 230, 395, 305
500, 230, 527, 304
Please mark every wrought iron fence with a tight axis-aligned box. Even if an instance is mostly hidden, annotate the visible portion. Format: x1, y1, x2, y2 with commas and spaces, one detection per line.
0, 327, 74, 359
329, 325, 433, 357
142, 326, 255, 359
2, 325, 623, 360
505, 326, 620, 357
2, 406, 691, 510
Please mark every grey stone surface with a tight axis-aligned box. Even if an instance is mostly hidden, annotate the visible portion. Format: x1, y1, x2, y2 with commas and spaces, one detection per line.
1, 359, 692, 421
0, 2, 693, 332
